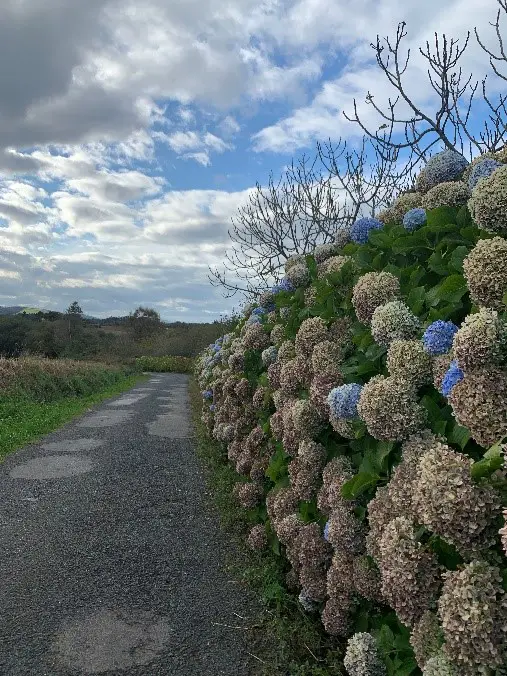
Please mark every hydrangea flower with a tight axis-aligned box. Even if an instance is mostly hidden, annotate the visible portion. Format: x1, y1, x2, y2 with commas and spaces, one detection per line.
416, 149, 469, 192
334, 223, 351, 247
423, 320, 459, 355
261, 345, 278, 366
468, 164, 507, 236
403, 207, 427, 231
327, 383, 363, 419
246, 314, 262, 325
271, 277, 295, 294
440, 360, 464, 397
202, 390, 213, 400
344, 632, 387, 676
463, 236, 507, 310
350, 217, 383, 244
209, 404, 216, 412
421, 181, 470, 210
467, 158, 502, 190
251, 306, 266, 316
324, 521, 330, 541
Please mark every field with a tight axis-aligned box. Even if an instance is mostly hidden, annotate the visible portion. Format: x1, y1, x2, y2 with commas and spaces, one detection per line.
0, 357, 146, 459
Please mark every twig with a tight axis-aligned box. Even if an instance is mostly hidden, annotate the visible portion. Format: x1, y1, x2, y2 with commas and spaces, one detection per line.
246, 651, 267, 664
232, 611, 247, 620
304, 643, 322, 662
211, 621, 261, 630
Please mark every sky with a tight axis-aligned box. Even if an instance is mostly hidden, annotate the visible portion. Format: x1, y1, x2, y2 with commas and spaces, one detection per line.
0, 0, 504, 322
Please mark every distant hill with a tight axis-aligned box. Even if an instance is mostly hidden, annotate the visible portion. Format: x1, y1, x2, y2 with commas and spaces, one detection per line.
0, 306, 25, 315
0, 306, 51, 316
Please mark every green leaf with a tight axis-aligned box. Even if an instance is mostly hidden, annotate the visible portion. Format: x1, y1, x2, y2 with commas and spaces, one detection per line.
435, 274, 468, 303
456, 204, 473, 228
426, 205, 458, 227
449, 245, 470, 273
406, 286, 426, 314
421, 394, 443, 425
376, 624, 395, 653
447, 421, 471, 450
341, 472, 379, 499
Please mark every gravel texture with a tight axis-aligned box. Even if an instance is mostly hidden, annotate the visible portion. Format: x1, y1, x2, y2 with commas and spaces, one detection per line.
0, 373, 260, 675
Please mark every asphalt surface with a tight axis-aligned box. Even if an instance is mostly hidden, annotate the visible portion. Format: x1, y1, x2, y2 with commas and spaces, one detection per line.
0, 373, 260, 676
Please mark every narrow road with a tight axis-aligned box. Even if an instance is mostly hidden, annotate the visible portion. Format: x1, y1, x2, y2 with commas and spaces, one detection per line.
0, 374, 259, 676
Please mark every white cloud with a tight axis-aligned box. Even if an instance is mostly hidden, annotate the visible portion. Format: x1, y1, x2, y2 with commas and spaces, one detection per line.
159, 130, 233, 165
252, 0, 503, 153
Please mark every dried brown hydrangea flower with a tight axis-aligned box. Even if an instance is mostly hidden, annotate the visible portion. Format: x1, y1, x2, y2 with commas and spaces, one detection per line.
448, 367, 507, 447
295, 316, 329, 357
352, 271, 400, 325
386, 339, 432, 387
412, 442, 502, 555
410, 611, 444, 670
247, 524, 268, 550
358, 375, 426, 441
438, 560, 507, 674
463, 236, 507, 310
378, 516, 441, 627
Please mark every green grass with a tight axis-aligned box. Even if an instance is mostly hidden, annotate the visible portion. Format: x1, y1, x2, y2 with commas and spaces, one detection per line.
188, 377, 344, 676
0, 372, 148, 460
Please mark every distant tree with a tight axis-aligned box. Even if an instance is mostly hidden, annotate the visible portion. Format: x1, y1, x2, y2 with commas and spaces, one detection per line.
66, 301, 83, 316
128, 306, 162, 342
65, 300, 83, 341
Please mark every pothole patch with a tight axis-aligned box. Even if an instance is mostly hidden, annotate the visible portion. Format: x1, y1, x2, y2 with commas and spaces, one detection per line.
77, 409, 133, 428
41, 439, 103, 453
10, 455, 94, 479
51, 608, 173, 673
108, 393, 149, 407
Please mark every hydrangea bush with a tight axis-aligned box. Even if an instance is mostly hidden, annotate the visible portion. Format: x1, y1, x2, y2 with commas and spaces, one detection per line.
195, 151, 507, 675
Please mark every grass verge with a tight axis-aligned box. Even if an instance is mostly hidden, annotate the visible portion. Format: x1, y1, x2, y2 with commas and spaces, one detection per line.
0, 372, 148, 460
189, 376, 344, 676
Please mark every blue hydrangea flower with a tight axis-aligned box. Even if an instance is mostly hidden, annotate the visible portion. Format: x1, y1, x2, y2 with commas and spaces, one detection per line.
212, 344, 221, 352
324, 521, 330, 541
350, 217, 383, 244
202, 390, 213, 400
265, 302, 276, 313
209, 404, 216, 412
252, 306, 266, 316
423, 320, 459, 356
468, 158, 502, 190
422, 149, 469, 189
272, 278, 295, 294
403, 207, 427, 231
246, 314, 262, 325
327, 383, 363, 419
440, 360, 464, 397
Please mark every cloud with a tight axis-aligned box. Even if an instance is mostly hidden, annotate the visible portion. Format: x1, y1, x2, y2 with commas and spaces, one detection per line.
158, 130, 233, 165
252, 0, 502, 153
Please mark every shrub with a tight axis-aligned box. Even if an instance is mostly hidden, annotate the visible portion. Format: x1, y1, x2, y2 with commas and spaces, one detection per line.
195, 149, 507, 675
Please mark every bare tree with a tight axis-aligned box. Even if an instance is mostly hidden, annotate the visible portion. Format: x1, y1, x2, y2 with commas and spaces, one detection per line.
209, 136, 411, 299
344, 9, 507, 173
208, 160, 338, 298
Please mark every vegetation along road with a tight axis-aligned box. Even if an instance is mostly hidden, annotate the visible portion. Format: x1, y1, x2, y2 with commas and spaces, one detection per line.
0, 373, 258, 675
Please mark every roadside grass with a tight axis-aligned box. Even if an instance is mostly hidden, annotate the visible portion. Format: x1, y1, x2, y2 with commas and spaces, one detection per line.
136, 355, 194, 373
188, 376, 344, 676
0, 372, 148, 460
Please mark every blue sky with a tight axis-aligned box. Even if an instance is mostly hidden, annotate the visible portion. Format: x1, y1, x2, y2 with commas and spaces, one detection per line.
0, 0, 504, 321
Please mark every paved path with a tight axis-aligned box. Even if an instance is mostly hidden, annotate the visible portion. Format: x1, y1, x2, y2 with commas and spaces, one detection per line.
0, 374, 259, 676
